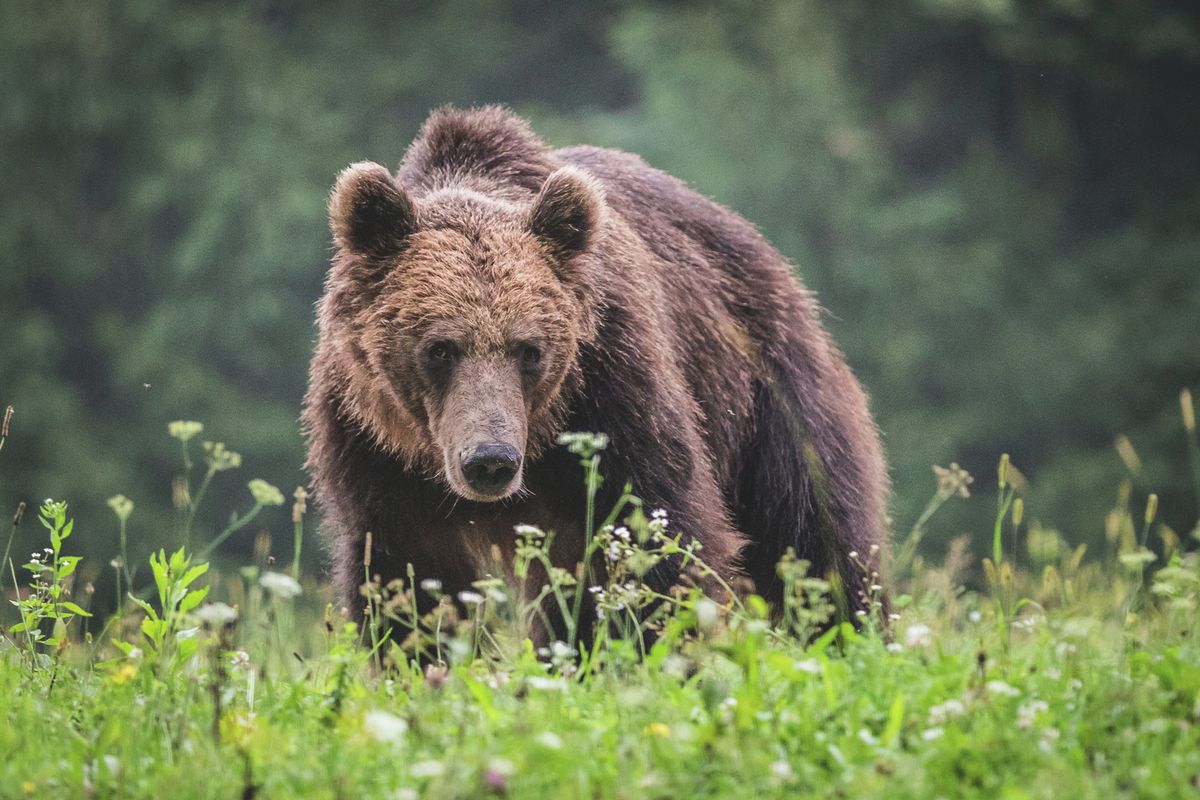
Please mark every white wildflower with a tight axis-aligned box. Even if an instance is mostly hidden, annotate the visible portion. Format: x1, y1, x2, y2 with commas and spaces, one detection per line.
929, 699, 966, 724
986, 680, 1020, 697
695, 598, 720, 630
527, 676, 567, 691
193, 602, 238, 627
419, 578, 442, 593
1017, 699, 1049, 730
968, 610, 982, 623
922, 727, 944, 741
259, 571, 302, 599
770, 760, 794, 782
904, 623, 933, 649
364, 710, 408, 745
458, 590, 485, 606
536, 731, 563, 750
886, 642, 904, 654
794, 659, 822, 675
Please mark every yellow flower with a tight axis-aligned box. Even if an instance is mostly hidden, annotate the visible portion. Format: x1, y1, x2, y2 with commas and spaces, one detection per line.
22, 782, 36, 795
111, 663, 138, 684
644, 722, 671, 738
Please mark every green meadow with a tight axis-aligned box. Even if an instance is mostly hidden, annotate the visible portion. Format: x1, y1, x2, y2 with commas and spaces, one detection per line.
2, 409, 1199, 799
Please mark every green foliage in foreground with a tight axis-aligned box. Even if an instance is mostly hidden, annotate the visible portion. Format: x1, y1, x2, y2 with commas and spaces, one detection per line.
2, 423, 1200, 799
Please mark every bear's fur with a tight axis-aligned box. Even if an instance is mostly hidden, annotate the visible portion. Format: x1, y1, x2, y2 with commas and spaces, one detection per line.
303, 106, 888, 631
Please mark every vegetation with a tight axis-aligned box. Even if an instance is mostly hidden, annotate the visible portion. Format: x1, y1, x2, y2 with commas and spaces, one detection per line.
2, 2, 1198, 797
2, 407, 1199, 798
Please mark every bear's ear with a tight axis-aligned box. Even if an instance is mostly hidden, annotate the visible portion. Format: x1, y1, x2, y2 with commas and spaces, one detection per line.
329, 162, 417, 257
529, 167, 604, 266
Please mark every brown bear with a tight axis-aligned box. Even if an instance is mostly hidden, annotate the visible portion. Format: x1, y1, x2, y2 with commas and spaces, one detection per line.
302, 105, 888, 634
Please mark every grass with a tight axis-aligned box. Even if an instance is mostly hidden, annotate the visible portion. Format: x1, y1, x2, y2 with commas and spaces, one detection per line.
2, 401, 1199, 799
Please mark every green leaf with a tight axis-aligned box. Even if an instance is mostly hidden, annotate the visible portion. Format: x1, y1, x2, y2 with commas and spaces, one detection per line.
180, 561, 210, 589
179, 585, 210, 614
61, 518, 74, 541
882, 693, 905, 748
57, 601, 92, 617
128, 594, 158, 621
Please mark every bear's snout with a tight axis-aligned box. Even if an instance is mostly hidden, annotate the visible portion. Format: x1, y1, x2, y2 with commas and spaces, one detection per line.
460, 443, 522, 497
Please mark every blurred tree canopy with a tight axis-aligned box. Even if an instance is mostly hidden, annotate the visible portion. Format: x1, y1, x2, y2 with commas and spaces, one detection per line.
2, 0, 1198, 579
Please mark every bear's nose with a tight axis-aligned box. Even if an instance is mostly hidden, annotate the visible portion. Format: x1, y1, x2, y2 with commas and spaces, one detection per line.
461, 444, 521, 495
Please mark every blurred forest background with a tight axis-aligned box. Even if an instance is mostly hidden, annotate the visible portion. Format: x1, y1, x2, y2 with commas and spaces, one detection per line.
2, 0, 1198, 584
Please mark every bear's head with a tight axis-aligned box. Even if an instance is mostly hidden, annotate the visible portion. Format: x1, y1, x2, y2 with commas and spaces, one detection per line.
320, 161, 604, 502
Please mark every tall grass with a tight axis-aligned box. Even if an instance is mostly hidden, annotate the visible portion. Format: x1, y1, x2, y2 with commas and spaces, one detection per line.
1, 403, 1198, 798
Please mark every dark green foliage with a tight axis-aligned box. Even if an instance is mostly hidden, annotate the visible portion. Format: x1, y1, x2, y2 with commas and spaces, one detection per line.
1, 0, 1197, 581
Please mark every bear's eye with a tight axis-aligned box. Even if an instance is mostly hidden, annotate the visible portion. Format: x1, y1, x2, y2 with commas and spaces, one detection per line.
520, 343, 542, 368
426, 341, 457, 365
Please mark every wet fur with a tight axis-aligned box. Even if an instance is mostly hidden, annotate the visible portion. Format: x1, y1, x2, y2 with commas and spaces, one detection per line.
303, 105, 889, 628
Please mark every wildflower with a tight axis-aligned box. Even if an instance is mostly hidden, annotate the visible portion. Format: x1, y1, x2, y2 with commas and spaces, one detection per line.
420, 578, 442, 593
1018, 700, 1049, 730
695, 597, 720, 630
968, 610, 982, 623
167, 420, 204, 442
484, 758, 514, 791
922, 727, 944, 741
514, 523, 545, 540
857, 728, 879, 746
536, 731, 563, 750
410, 761, 445, 779
364, 710, 408, 745
193, 602, 238, 627
292, 486, 308, 523
527, 676, 567, 691
794, 659, 822, 675
424, 663, 449, 689
111, 663, 138, 684
102, 755, 120, 775
458, 590, 485, 606
230, 650, 250, 670
644, 722, 671, 738
202, 441, 242, 472
986, 680, 1020, 698
904, 623, 933, 649
933, 463, 974, 498
248, 479, 285, 507
770, 760, 794, 783
392, 790, 418, 800
107, 495, 134, 522
928, 699, 965, 725
886, 642, 903, 654
128, 647, 144, 661
260, 571, 302, 599
1039, 727, 1060, 753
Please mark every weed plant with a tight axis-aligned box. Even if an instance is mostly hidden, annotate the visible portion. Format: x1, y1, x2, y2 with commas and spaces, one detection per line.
1, 396, 1199, 798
